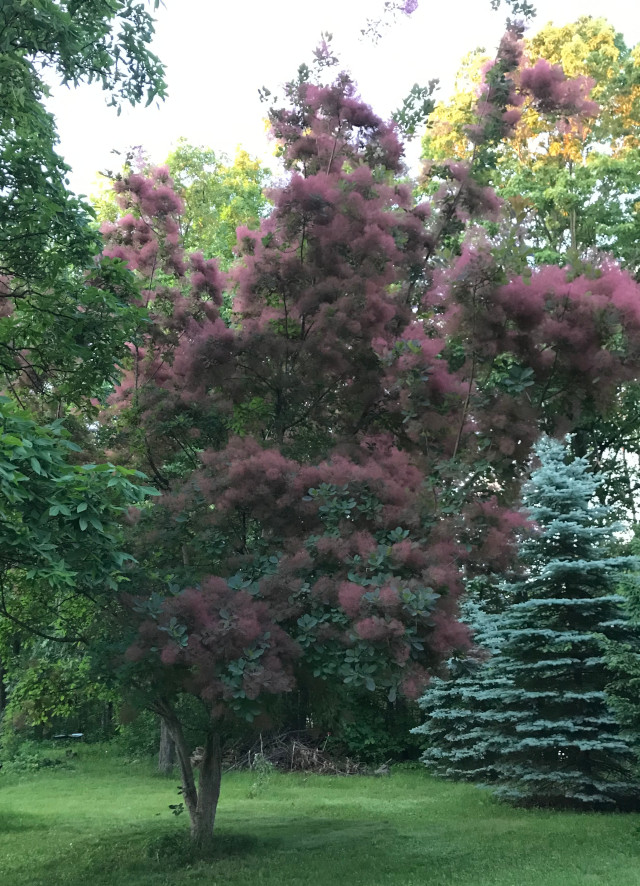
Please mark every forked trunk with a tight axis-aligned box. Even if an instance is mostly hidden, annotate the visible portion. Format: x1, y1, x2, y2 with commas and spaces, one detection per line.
190, 732, 222, 851
158, 707, 222, 852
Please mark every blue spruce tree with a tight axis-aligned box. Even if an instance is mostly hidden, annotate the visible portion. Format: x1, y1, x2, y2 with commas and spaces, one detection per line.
415, 437, 640, 810
412, 601, 509, 782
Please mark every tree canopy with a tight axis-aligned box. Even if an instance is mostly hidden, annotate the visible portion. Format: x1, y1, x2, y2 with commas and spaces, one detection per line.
0, 0, 167, 759
422, 16, 640, 271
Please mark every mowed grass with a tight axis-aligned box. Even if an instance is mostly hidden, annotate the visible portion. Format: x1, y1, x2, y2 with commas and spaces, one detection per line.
1, 750, 639, 886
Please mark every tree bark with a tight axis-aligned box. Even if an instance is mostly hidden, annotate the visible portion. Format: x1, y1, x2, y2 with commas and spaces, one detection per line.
158, 717, 176, 774
190, 731, 222, 851
157, 704, 222, 851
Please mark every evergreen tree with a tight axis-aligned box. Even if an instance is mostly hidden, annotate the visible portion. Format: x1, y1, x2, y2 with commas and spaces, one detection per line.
604, 530, 640, 743
413, 602, 510, 782
415, 437, 640, 810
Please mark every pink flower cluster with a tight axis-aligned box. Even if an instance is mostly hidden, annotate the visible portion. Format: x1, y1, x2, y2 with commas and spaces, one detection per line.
520, 59, 598, 117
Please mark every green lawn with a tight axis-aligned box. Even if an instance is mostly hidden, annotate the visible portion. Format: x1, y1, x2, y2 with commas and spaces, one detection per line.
1, 749, 639, 885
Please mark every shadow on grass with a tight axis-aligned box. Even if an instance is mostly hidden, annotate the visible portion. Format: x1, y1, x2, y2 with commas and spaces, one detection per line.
281, 817, 396, 850
12, 816, 403, 886
146, 827, 272, 863
6, 799, 638, 886
14, 821, 284, 886
0, 810, 49, 833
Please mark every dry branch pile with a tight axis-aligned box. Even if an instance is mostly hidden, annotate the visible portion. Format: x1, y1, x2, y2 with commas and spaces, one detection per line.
221, 731, 369, 775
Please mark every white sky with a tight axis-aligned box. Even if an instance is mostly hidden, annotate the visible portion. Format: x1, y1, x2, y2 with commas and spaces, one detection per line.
48, 0, 640, 197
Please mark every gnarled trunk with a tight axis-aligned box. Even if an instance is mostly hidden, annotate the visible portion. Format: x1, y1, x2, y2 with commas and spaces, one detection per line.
157, 705, 222, 851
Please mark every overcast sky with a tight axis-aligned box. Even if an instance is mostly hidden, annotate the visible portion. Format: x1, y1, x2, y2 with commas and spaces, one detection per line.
48, 0, 640, 197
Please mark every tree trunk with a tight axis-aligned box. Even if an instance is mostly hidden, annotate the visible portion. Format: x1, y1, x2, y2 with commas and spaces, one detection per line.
157, 705, 222, 852
158, 717, 176, 774
190, 732, 222, 851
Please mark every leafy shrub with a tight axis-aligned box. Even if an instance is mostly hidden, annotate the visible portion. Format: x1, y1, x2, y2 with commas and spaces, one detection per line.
0, 739, 74, 774
325, 694, 423, 764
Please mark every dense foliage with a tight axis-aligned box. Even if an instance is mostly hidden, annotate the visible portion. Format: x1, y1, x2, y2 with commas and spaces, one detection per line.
0, 0, 166, 404
94, 140, 270, 271
0, 400, 155, 746
422, 14, 640, 523
422, 16, 640, 269
0, 401, 152, 614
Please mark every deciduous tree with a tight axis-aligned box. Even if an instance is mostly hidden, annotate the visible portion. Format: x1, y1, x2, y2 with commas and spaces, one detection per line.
0, 0, 166, 739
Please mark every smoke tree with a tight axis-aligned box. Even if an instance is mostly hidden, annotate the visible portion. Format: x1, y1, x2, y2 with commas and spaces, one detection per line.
421, 16, 640, 511
97, 32, 640, 848
424, 16, 640, 271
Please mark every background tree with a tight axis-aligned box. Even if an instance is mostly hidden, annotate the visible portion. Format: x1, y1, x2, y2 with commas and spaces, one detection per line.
94, 140, 270, 270
506, 18, 640, 271
0, 0, 166, 742
422, 17, 640, 270
415, 438, 640, 810
167, 141, 270, 268
0, 641, 117, 742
